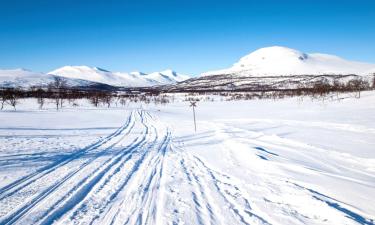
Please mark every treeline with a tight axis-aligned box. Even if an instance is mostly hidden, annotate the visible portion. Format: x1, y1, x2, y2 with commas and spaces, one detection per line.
0, 77, 170, 110
297, 77, 372, 98
167, 74, 375, 94
1, 76, 374, 110
183, 77, 375, 101
0, 88, 171, 111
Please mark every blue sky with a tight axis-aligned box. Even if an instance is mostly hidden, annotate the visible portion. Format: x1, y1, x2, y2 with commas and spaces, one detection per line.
0, 0, 374, 75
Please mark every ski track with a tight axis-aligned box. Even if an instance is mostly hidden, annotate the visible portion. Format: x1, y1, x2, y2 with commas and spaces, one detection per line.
100, 114, 171, 225
0, 110, 137, 224
0, 111, 135, 199
1, 109, 373, 225
177, 152, 270, 225
0, 110, 178, 225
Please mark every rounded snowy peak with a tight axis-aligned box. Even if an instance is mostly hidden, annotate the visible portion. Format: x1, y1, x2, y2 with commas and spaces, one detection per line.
234, 46, 308, 68
203, 46, 375, 76
48, 65, 120, 85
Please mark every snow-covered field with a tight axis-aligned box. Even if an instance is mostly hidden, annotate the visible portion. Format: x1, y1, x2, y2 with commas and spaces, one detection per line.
0, 92, 374, 225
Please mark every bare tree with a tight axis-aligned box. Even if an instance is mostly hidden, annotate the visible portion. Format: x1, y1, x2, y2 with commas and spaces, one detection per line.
48, 76, 68, 110
0, 88, 20, 110
119, 96, 127, 107
9, 96, 18, 111
37, 97, 45, 109
0, 92, 5, 110
100, 94, 113, 108
35, 88, 45, 110
89, 92, 101, 107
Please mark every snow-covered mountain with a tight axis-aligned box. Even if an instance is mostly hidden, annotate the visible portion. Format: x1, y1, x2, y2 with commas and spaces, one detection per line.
48, 66, 189, 87
0, 69, 97, 88
143, 69, 190, 83
167, 46, 375, 92
0, 66, 190, 89
203, 46, 375, 76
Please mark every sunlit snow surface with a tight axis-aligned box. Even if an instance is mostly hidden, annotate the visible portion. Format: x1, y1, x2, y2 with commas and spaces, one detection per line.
0, 67, 189, 88
49, 66, 189, 87
0, 93, 374, 224
203, 46, 375, 76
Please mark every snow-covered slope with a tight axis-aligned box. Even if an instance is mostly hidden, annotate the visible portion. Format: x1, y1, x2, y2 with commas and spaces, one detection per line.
144, 69, 190, 83
0, 66, 190, 89
0, 69, 94, 88
49, 66, 189, 87
203, 46, 375, 76
1, 93, 375, 224
49, 66, 124, 86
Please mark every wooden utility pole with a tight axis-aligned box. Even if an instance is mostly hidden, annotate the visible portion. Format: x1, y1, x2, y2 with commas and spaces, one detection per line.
190, 101, 197, 132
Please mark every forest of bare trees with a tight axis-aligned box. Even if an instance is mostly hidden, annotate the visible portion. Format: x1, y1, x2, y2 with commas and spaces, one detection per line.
0, 76, 374, 110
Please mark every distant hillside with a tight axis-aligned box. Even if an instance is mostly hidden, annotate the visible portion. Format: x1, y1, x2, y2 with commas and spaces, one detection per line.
49, 66, 190, 87
203, 46, 375, 77
0, 69, 102, 89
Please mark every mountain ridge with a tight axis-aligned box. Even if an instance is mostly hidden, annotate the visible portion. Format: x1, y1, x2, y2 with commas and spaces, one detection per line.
0, 68, 103, 89
0, 66, 190, 88
48, 66, 189, 87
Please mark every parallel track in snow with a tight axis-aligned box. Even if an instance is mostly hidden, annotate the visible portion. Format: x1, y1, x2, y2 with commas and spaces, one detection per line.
0, 110, 172, 224
0, 109, 319, 225
1, 109, 269, 225
2, 109, 370, 225
0, 111, 135, 200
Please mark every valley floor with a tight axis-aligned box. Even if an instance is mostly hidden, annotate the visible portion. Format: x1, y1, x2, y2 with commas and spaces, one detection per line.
0, 92, 374, 225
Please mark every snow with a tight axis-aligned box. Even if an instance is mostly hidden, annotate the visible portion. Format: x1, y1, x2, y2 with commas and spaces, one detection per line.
145, 69, 190, 83
203, 46, 375, 76
49, 66, 189, 87
0, 92, 374, 224
0, 69, 93, 88
0, 69, 50, 88
0, 66, 190, 88
49, 66, 122, 85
